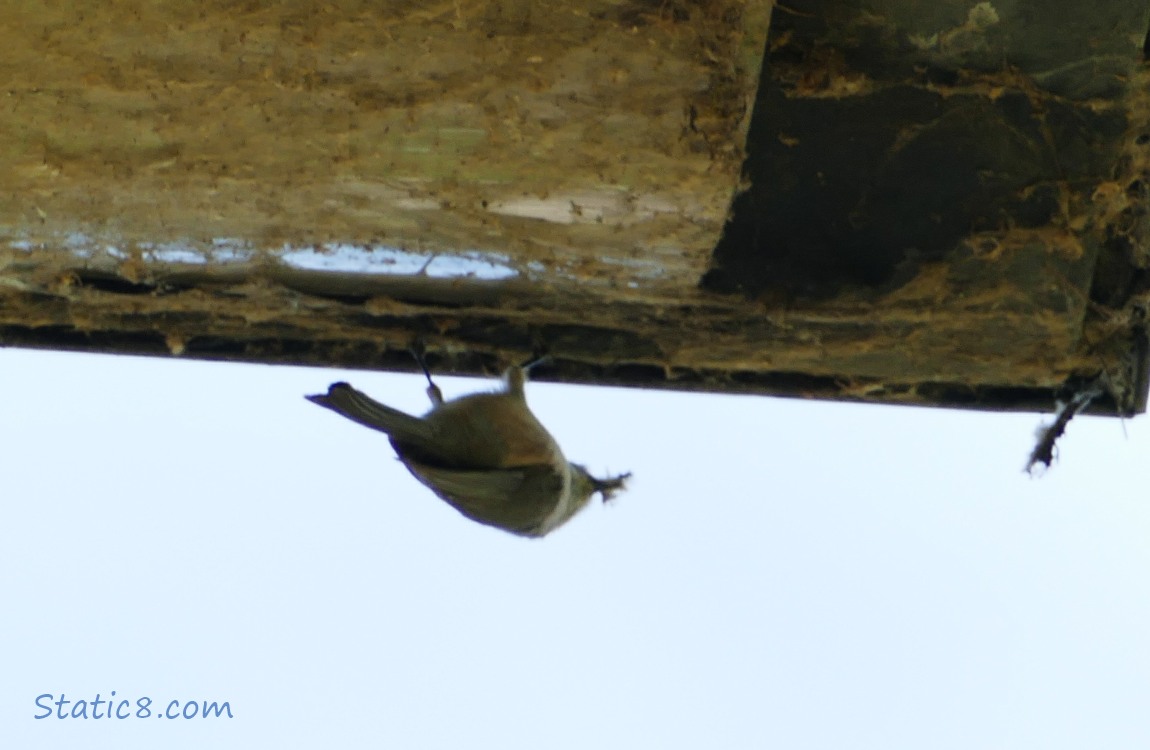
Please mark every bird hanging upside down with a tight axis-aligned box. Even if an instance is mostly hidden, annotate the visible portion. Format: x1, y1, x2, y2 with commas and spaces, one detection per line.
306, 355, 629, 537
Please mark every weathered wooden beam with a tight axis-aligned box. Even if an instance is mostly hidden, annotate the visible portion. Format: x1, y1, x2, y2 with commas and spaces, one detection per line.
1, 0, 1148, 416
2, 0, 767, 285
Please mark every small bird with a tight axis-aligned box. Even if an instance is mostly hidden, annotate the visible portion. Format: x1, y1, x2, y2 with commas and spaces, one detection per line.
306, 356, 630, 537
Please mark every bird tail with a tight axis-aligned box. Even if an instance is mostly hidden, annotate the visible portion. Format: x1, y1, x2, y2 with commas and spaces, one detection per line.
306, 382, 432, 445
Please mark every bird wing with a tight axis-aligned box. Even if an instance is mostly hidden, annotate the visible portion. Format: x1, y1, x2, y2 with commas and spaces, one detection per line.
401, 458, 566, 537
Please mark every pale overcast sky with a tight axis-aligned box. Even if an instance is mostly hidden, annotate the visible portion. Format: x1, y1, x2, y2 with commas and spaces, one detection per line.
2, 346, 1148, 749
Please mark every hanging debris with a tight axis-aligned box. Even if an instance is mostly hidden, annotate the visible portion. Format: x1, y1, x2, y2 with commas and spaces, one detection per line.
1026, 377, 1108, 474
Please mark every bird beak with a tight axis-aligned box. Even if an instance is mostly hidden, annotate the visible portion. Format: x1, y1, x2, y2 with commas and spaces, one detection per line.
592, 472, 631, 501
